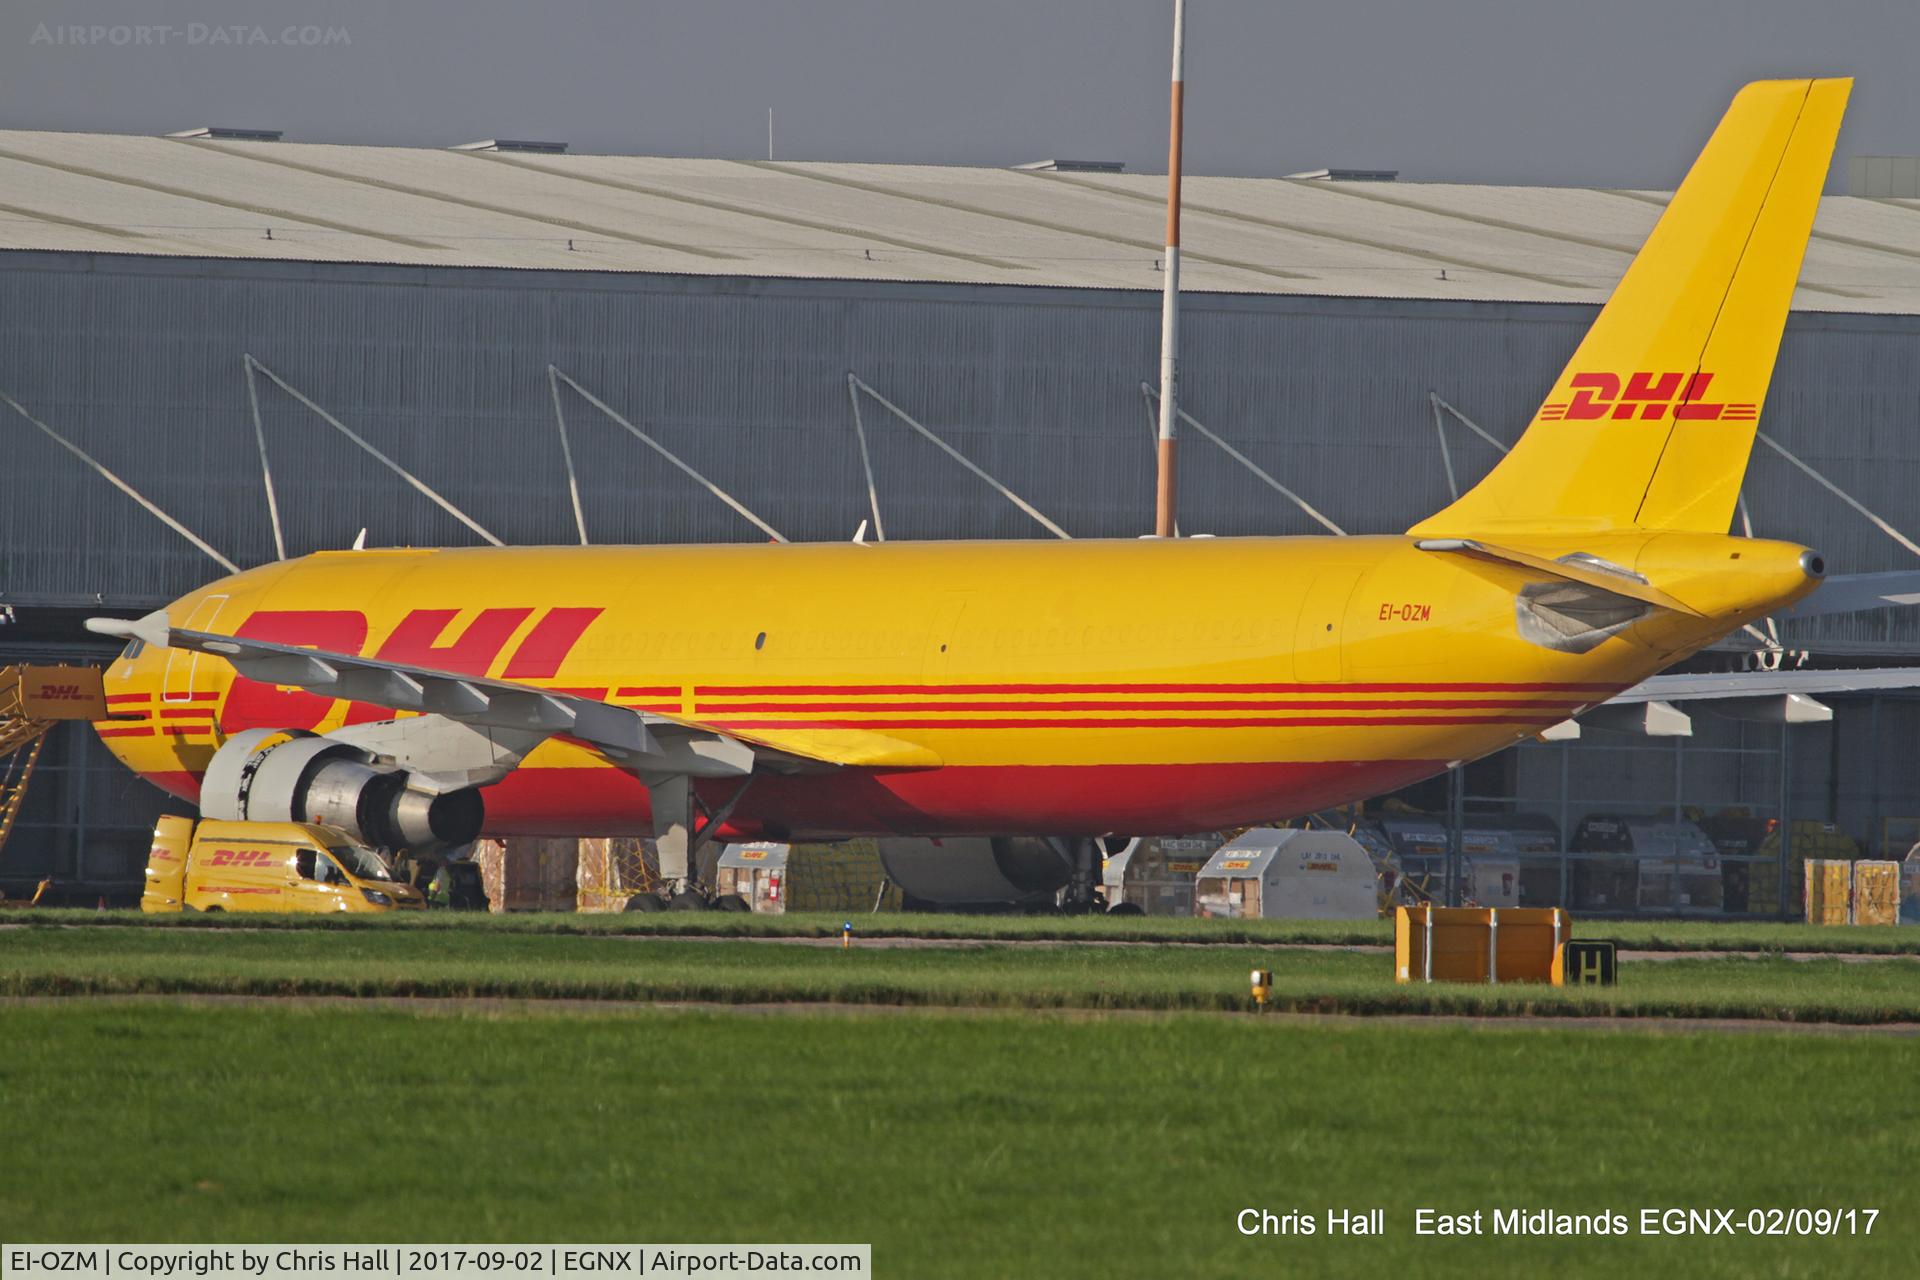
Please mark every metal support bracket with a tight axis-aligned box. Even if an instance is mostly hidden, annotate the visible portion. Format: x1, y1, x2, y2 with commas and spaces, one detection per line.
549, 366, 787, 543
245, 355, 504, 548
1140, 383, 1345, 534
2, 388, 240, 574
849, 374, 1071, 539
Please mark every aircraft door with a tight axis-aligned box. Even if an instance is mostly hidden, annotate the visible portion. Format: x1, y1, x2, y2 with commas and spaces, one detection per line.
1292, 571, 1360, 683
163, 594, 228, 703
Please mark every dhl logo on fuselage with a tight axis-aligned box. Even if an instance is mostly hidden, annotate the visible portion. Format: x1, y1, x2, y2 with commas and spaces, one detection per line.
1536, 372, 1757, 423
221, 605, 603, 732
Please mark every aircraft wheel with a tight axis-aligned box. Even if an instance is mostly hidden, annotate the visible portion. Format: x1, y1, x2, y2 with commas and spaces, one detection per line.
622, 892, 667, 913
712, 894, 752, 913
668, 890, 711, 911
202, 906, 223, 914
1106, 902, 1145, 916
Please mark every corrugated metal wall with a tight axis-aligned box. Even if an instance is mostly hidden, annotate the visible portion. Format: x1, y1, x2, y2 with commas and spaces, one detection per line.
3, 249, 1918, 653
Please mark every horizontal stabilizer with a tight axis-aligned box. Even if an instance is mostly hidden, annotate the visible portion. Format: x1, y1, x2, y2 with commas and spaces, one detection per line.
1413, 538, 1703, 615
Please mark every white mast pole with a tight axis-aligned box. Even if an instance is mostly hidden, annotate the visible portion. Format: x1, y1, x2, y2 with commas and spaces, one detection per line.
1154, 0, 1187, 538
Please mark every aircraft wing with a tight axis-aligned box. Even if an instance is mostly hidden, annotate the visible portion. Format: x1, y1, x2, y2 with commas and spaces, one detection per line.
86, 612, 940, 776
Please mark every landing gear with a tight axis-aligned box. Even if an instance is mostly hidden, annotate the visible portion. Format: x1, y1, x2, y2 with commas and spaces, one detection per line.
623, 892, 667, 913
712, 893, 751, 913
1107, 901, 1145, 916
1056, 837, 1102, 914
645, 772, 756, 904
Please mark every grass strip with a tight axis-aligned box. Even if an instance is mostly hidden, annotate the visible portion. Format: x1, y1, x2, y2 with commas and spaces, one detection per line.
4, 926, 1918, 1024
7, 906, 1919, 954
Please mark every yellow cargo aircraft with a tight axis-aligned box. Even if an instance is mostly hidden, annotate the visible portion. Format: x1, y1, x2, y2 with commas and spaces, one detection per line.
91, 79, 1849, 904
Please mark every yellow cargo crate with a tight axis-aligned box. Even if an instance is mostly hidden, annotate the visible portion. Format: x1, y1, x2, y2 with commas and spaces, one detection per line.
1394, 906, 1569, 984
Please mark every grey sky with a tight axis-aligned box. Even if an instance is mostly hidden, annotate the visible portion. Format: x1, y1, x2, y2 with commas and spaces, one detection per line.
3, 1, 1914, 189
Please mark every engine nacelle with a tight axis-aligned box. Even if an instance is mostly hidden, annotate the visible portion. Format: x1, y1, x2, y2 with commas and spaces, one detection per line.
877, 836, 1076, 909
202, 728, 484, 851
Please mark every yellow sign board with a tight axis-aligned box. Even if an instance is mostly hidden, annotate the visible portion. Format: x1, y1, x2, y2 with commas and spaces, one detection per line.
15, 666, 108, 719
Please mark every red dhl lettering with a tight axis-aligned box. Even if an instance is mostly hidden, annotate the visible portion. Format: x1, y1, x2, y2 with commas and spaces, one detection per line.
223, 605, 603, 733
37, 684, 88, 700
1536, 371, 1757, 423
206, 849, 276, 868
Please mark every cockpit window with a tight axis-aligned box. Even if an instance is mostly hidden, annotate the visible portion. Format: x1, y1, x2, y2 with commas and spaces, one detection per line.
120, 638, 145, 660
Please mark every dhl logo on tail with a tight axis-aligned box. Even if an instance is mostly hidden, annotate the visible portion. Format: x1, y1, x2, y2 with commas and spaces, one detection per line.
1412, 77, 1850, 535
1537, 372, 1758, 423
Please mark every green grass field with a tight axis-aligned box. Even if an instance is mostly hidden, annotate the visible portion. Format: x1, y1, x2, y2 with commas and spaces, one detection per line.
7, 906, 1919, 953
2, 1001, 1914, 1278
4, 924, 1919, 1022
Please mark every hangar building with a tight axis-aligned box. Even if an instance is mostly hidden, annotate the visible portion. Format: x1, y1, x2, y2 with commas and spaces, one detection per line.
4, 127, 1920, 899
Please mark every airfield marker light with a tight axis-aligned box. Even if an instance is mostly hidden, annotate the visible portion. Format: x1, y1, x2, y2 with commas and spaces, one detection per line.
842, 921, 853, 949
1249, 967, 1272, 1011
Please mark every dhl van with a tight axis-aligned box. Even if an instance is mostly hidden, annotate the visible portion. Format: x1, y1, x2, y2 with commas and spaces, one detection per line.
142, 815, 425, 913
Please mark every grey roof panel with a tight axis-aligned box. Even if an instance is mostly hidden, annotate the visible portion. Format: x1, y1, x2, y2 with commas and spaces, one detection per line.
2, 128, 1918, 312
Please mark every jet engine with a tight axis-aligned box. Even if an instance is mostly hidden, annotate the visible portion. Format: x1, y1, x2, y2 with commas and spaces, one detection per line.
876, 836, 1135, 910
200, 728, 484, 851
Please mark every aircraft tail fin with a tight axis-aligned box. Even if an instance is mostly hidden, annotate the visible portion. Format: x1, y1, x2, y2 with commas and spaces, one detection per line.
1410, 78, 1851, 538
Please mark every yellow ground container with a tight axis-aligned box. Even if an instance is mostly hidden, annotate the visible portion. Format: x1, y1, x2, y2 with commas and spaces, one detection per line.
1394, 906, 1569, 984
1851, 861, 1900, 926
1803, 859, 1854, 925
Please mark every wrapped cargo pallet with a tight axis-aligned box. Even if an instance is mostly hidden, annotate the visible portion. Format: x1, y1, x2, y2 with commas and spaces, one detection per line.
1101, 834, 1224, 915
1803, 859, 1853, 926
472, 837, 580, 913
1852, 861, 1901, 926
576, 837, 663, 912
